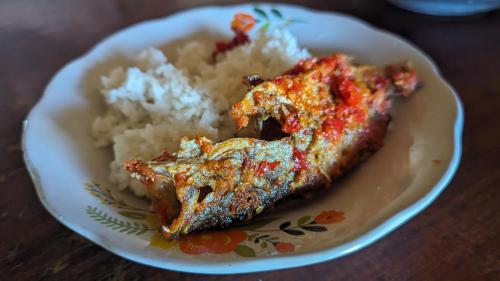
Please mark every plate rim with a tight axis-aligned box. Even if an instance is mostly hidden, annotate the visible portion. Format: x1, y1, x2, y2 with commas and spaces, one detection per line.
22, 3, 464, 274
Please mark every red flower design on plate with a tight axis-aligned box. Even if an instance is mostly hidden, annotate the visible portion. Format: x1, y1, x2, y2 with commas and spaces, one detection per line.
314, 210, 345, 224
179, 230, 246, 255
274, 242, 295, 253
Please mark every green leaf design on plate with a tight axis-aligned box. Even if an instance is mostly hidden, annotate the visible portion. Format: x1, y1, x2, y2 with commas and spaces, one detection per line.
297, 215, 311, 226
279, 221, 291, 230
118, 211, 147, 220
260, 22, 270, 31
86, 206, 152, 235
235, 245, 257, 257
253, 7, 268, 19
282, 229, 305, 236
270, 8, 283, 19
253, 234, 270, 243
84, 183, 150, 213
301, 225, 327, 232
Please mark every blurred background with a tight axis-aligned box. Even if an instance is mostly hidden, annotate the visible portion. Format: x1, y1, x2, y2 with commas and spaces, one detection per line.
387, 0, 500, 16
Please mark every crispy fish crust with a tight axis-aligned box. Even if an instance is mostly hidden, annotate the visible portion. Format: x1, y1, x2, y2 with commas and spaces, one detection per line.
125, 54, 419, 239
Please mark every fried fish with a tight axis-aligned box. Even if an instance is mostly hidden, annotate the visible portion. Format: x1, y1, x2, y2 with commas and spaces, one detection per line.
125, 54, 419, 239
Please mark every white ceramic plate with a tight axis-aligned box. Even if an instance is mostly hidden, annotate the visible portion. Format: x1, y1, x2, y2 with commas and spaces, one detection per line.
23, 3, 463, 274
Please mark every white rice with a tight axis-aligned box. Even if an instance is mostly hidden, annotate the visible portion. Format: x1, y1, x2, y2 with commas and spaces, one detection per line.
92, 29, 310, 196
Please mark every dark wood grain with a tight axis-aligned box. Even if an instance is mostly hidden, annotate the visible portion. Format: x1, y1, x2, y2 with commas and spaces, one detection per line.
1, 1, 499, 280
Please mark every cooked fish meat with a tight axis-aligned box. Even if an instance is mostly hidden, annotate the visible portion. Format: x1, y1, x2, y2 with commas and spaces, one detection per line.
125, 54, 419, 239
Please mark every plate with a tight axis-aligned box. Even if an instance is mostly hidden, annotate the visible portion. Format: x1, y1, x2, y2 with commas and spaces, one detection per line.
22, 3, 463, 274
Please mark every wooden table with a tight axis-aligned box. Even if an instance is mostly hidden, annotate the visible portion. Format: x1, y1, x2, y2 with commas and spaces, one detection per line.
1, 1, 499, 280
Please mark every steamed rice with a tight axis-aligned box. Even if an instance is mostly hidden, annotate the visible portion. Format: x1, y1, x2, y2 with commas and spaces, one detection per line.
92, 29, 310, 196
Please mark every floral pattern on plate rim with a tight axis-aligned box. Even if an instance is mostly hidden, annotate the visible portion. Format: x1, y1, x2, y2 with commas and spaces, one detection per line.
249, 6, 306, 31
85, 183, 346, 257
